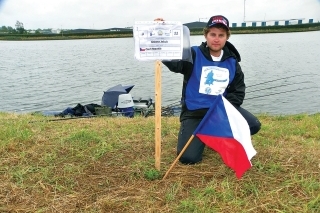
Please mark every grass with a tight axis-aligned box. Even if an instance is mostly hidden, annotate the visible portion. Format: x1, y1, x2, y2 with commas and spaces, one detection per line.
0, 112, 319, 212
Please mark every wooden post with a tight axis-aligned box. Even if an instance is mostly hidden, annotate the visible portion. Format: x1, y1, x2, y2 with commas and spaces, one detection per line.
155, 60, 162, 170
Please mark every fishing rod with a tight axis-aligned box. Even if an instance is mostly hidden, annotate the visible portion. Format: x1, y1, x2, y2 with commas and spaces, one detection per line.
162, 101, 181, 109
246, 81, 312, 94
29, 100, 180, 122
142, 106, 181, 117
244, 87, 309, 100
28, 114, 111, 123
28, 111, 136, 123
246, 74, 311, 88
135, 100, 182, 117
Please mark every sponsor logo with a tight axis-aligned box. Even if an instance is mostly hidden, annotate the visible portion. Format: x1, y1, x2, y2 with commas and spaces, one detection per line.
211, 16, 228, 26
146, 47, 162, 50
120, 100, 132, 104
140, 47, 162, 51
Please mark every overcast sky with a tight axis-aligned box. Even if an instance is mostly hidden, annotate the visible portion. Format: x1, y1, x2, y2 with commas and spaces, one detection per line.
1, 0, 320, 29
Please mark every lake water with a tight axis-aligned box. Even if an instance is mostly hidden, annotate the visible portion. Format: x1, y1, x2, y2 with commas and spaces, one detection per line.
1, 31, 320, 115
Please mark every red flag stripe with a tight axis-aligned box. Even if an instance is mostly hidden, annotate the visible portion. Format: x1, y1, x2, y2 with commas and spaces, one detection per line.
197, 134, 252, 179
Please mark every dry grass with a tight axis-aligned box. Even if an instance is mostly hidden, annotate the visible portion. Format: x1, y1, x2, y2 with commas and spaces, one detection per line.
0, 112, 319, 212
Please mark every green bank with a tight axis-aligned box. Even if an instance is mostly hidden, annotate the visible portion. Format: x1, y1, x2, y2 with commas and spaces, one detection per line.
1, 22, 319, 41
0, 112, 319, 212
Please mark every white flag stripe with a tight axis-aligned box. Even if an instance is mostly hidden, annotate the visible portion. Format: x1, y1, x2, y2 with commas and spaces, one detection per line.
222, 96, 257, 160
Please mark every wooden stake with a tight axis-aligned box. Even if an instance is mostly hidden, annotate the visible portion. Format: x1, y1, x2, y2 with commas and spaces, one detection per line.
155, 60, 162, 170
162, 135, 195, 180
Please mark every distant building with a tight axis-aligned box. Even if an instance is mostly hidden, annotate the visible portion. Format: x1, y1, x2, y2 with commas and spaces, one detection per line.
39, 30, 52, 34
183, 21, 206, 29
107, 28, 132, 32
51, 29, 61, 34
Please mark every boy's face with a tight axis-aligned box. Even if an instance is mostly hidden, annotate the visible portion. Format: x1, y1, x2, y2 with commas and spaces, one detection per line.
205, 27, 228, 56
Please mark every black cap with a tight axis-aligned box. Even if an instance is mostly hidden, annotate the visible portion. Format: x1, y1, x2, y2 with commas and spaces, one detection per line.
206, 15, 229, 30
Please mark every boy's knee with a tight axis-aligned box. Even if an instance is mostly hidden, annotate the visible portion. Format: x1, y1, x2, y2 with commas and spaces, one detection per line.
250, 120, 261, 135
178, 154, 202, 164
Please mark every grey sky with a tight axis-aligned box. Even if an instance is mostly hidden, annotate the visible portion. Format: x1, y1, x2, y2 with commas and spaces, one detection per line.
0, 0, 319, 29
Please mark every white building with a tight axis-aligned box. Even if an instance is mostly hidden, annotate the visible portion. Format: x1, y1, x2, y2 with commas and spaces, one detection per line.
51, 29, 61, 34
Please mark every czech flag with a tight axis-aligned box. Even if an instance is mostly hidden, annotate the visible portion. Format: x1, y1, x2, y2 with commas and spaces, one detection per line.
194, 95, 257, 179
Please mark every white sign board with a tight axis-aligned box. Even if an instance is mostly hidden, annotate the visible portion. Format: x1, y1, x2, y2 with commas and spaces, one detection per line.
133, 21, 183, 61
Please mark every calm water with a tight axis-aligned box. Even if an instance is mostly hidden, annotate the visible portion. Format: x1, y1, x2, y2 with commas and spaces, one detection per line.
1, 31, 320, 115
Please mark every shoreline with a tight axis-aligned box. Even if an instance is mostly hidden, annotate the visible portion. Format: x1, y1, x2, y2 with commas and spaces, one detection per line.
1, 24, 319, 41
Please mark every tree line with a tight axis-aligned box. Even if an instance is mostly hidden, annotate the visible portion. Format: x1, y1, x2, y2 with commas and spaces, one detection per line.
0, 20, 43, 34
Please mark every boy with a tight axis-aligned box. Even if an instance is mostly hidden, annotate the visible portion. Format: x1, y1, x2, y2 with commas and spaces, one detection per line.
159, 15, 261, 164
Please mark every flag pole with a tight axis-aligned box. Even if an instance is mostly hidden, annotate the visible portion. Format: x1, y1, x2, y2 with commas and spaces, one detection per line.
155, 60, 162, 170
162, 135, 194, 180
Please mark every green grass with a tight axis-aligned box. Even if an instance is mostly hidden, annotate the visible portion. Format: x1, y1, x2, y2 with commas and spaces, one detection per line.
0, 112, 319, 212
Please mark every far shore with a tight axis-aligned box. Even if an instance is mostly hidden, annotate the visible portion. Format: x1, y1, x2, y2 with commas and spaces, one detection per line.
1, 24, 320, 41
